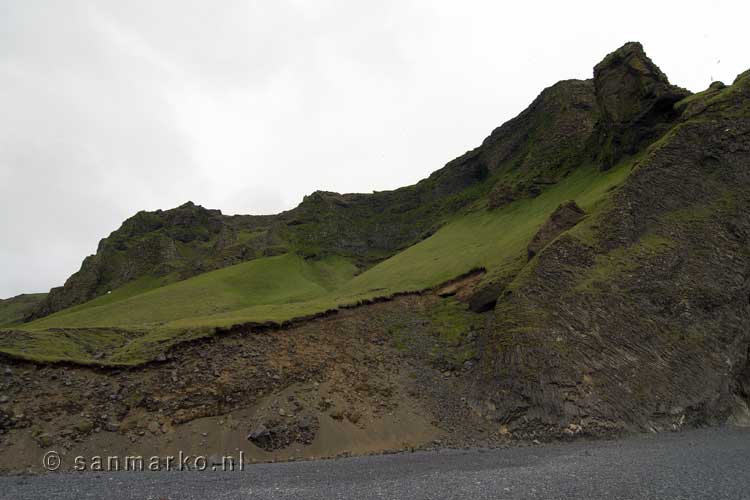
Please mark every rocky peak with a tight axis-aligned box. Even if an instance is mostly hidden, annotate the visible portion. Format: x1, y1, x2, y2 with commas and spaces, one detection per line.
27, 201, 237, 320
301, 191, 348, 205
481, 79, 596, 173
594, 42, 675, 122
592, 42, 691, 169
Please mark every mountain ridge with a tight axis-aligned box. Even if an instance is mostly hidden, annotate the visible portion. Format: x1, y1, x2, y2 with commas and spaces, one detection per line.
2, 42, 750, 468
11, 41, 747, 368
27, 67, 604, 321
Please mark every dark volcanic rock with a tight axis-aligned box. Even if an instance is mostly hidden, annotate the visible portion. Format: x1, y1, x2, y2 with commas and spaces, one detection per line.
28, 202, 279, 319
481, 79, 597, 177
6, 41, 750, 451
487, 183, 516, 210
28, 64, 601, 320
527, 201, 586, 260
476, 70, 750, 437
467, 282, 507, 313
246, 415, 319, 451
592, 42, 691, 170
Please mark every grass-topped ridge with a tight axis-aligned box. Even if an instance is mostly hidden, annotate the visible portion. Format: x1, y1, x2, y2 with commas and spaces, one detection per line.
0, 293, 47, 328
10, 42, 730, 367
1, 160, 632, 366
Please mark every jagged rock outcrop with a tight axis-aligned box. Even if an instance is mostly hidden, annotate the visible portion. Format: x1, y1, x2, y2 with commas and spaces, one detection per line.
592, 42, 691, 170
29, 202, 280, 319
481, 79, 598, 204
527, 201, 586, 259
482, 79, 597, 175
31, 72, 603, 319
487, 183, 516, 210
474, 68, 750, 436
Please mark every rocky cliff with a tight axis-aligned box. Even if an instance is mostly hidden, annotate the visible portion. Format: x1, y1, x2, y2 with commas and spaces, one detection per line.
28, 202, 282, 319
4, 42, 750, 462
30, 60, 603, 320
473, 66, 750, 435
591, 42, 691, 170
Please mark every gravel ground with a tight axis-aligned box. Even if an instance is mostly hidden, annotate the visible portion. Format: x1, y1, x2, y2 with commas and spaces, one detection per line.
2, 426, 749, 499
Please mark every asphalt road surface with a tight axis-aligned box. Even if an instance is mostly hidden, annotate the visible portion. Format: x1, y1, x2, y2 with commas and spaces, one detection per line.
3, 427, 749, 499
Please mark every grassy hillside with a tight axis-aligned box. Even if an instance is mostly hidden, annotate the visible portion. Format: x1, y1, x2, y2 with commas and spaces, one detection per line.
0, 293, 47, 328
26, 254, 359, 329
0, 161, 630, 365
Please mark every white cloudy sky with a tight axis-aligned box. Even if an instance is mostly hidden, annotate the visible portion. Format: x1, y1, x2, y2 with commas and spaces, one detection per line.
1, 0, 748, 298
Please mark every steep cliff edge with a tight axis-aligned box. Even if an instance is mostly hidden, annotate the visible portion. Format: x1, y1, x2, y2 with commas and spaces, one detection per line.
473, 68, 750, 435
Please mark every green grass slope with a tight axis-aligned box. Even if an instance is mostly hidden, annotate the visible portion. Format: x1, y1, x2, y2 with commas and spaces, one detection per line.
0, 161, 630, 366
0, 293, 47, 328
25, 254, 358, 329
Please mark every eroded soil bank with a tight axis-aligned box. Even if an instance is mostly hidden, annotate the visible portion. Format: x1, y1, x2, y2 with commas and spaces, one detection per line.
0, 277, 520, 473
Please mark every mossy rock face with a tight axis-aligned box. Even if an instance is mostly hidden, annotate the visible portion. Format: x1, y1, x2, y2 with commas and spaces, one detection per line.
487, 183, 516, 210
527, 200, 585, 260
29, 63, 602, 321
29, 202, 253, 320
475, 75, 750, 434
6, 41, 750, 441
467, 281, 506, 313
592, 42, 691, 170
14, 44, 750, 444
481, 79, 597, 178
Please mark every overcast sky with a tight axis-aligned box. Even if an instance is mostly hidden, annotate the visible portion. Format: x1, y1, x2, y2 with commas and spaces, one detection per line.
1, 0, 748, 298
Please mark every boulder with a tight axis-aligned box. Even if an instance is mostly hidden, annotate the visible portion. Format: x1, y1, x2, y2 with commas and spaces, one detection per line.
488, 183, 516, 210
37, 433, 53, 448
246, 415, 319, 451
74, 419, 94, 434
247, 424, 269, 441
